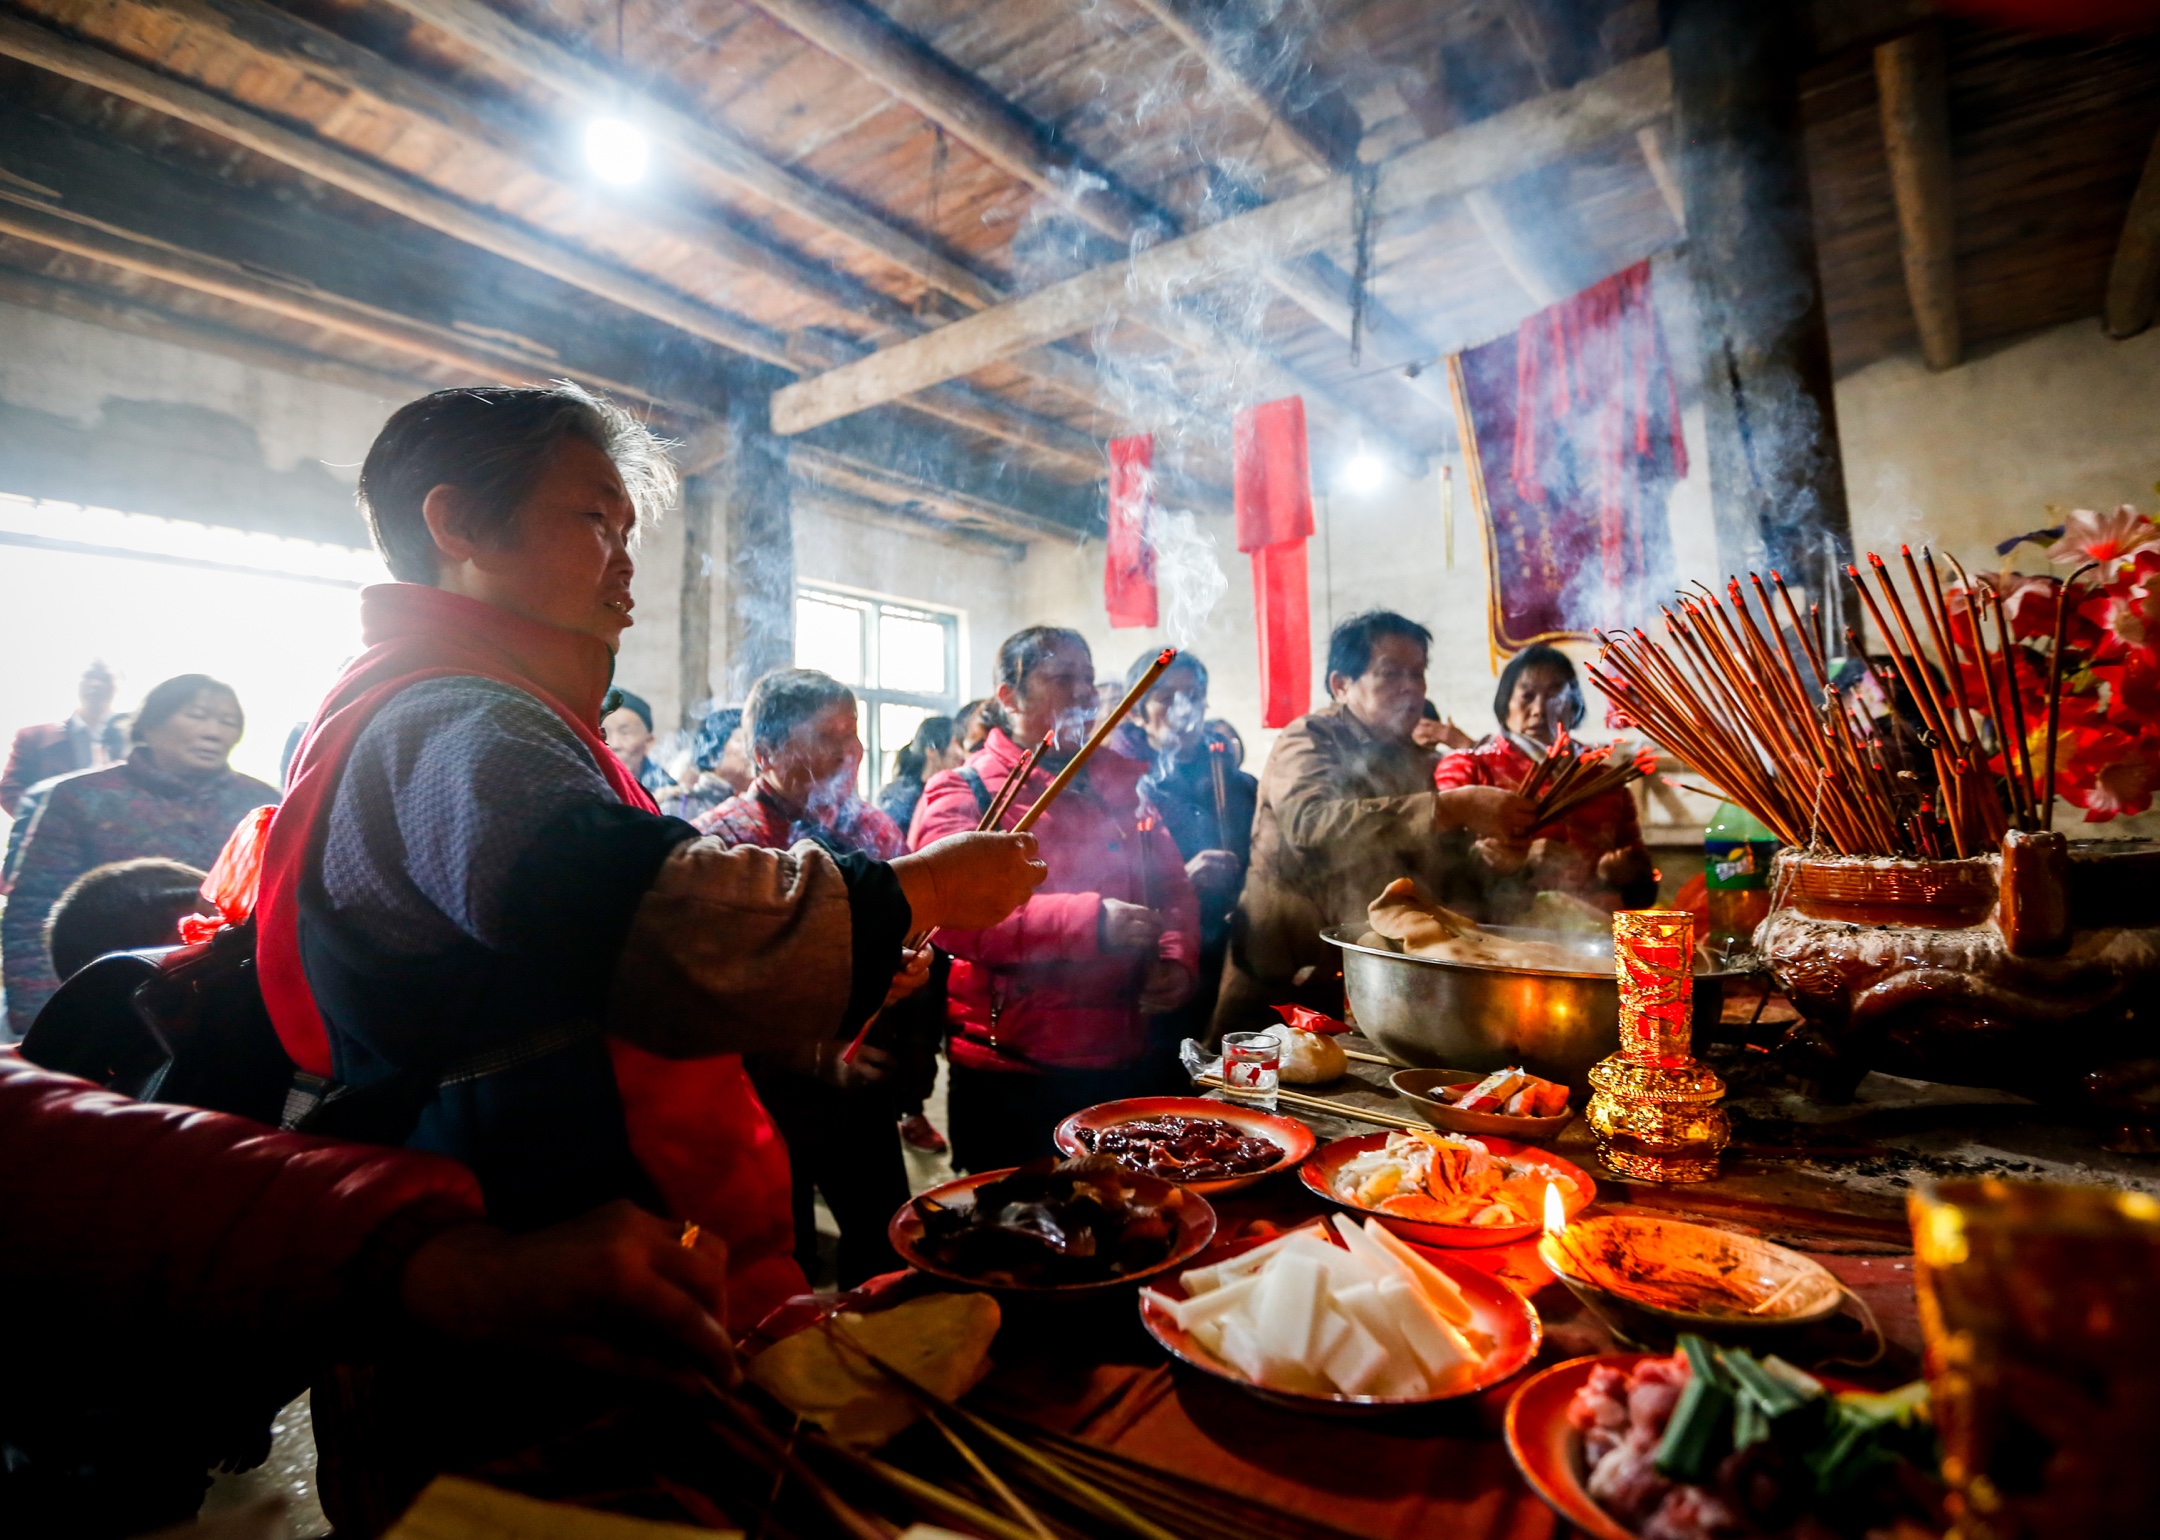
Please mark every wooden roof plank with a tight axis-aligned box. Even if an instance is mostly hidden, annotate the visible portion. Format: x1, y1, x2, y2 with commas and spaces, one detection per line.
770, 49, 1672, 435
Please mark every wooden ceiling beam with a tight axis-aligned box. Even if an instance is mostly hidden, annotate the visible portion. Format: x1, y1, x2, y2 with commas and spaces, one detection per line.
0, 10, 797, 365
122, 0, 927, 340
789, 443, 1084, 545
0, 188, 674, 403
733, 0, 1155, 246
1114, 0, 1359, 173
0, 259, 436, 401
2104, 126, 2160, 340
1108, 1, 1453, 420
737, 0, 1433, 469
0, 9, 1104, 473
370, 0, 1139, 437
771, 50, 1673, 435
1875, 25, 1961, 369
373, 0, 999, 307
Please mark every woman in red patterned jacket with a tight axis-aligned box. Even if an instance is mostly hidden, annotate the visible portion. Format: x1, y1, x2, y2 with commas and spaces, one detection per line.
1435, 645, 1656, 918
913, 628, 1201, 1173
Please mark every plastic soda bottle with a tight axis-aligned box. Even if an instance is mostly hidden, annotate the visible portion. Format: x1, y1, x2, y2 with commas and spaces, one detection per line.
1703, 802, 1777, 954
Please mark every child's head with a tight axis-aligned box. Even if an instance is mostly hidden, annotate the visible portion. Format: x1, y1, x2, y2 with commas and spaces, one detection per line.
46, 858, 209, 979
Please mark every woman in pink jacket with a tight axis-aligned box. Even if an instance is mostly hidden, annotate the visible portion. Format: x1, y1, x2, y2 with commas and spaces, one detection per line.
912, 627, 1201, 1173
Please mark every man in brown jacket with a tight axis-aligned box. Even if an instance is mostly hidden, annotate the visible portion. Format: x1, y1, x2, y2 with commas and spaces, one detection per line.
1211, 612, 1533, 1039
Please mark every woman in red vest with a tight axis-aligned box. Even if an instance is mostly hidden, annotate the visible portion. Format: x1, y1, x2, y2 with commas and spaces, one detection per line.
248, 386, 1042, 1502
1435, 644, 1655, 917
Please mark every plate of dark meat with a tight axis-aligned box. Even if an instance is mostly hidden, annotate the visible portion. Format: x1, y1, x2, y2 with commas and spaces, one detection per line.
1053, 1096, 1315, 1195
890, 1155, 1217, 1294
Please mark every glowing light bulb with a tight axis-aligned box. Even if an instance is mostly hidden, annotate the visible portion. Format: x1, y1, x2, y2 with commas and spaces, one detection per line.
584, 116, 650, 186
1342, 451, 1386, 494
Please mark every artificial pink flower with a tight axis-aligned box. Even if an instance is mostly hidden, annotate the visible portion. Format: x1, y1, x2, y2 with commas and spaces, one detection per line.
2108, 570, 2160, 646
2078, 756, 2160, 822
1984, 570, 2060, 642
2048, 504, 2160, 573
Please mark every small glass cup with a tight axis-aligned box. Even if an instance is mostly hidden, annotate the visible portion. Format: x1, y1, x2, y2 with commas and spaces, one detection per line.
1221, 1031, 1281, 1109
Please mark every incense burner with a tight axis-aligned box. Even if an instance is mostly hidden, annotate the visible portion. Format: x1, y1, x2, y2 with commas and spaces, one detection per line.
1754, 843, 2160, 1129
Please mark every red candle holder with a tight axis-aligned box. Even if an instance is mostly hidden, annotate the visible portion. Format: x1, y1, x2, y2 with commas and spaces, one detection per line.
1585, 909, 1730, 1183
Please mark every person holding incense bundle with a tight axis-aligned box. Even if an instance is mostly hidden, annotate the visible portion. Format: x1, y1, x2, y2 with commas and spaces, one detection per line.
1110, 648, 1257, 1088
1436, 644, 1655, 919
692, 668, 929, 1289
1213, 611, 1536, 1040
178, 387, 1044, 1500
913, 626, 1201, 1173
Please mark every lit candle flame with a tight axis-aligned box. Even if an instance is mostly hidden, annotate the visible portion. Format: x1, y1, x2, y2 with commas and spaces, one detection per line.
1542, 1179, 1568, 1238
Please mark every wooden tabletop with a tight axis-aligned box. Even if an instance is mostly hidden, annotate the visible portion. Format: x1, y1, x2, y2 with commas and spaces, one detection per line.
965, 1048, 1930, 1540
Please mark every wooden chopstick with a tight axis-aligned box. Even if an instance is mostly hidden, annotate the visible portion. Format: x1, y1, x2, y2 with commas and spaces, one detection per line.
1192, 1076, 1431, 1133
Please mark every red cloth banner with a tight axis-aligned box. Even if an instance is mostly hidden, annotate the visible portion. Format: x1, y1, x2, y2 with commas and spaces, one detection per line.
1250, 538, 1311, 730
1234, 397, 1316, 729
1447, 260, 1688, 653
1232, 397, 1315, 551
1104, 433, 1157, 628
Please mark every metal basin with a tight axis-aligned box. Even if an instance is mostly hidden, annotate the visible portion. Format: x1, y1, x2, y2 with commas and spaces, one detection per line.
1323, 926, 1735, 1096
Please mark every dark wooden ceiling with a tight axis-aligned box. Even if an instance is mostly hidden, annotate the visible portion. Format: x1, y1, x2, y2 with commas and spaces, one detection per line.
0, 0, 2154, 541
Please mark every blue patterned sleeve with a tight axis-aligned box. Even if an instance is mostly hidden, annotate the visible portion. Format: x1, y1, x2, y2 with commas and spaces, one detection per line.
319, 678, 620, 953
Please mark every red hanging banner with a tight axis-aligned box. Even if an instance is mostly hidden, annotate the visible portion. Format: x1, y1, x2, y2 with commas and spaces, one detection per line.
1250, 540, 1310, 729
1233, 397, 1315, 551
1234, 398, 1314, 728
1104, 433, 1157, 629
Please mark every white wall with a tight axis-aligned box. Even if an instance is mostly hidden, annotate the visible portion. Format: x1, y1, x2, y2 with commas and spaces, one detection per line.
1838, 318, 2160, 579
786, 495, 1035, 704
0, 301, 692, 737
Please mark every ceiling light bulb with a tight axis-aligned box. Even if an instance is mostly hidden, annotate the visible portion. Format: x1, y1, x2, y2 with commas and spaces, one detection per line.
584, 116, 650, 186
1343, 452, 1386, 494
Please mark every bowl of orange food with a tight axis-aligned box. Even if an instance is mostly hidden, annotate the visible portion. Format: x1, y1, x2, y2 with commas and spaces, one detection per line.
1300, 1129, 1595, 1248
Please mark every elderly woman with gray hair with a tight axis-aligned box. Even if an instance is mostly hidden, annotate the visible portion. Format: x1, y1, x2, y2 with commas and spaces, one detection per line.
3, 674, 276, 1036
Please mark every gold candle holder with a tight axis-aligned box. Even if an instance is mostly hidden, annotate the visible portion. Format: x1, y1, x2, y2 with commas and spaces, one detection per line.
1584, 909, 1729, 1183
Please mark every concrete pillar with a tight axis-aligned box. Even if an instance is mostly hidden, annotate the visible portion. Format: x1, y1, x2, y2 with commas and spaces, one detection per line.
1665, 0, 1852, 579
676, 473, 716, 729
711, 405, 794, 702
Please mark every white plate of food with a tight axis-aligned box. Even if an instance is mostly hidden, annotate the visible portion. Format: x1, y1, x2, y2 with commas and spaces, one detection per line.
1300, 1129, 1594, 1247
1139, 1216, 1541, 1413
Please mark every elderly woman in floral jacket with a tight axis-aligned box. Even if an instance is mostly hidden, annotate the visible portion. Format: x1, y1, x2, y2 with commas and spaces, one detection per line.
3, 674, 276, 1035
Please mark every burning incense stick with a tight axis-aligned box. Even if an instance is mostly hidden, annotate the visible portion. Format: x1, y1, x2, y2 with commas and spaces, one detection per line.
1593, 555, 2087, 859
2043, 563, 2099, 825
1208, 738, 1230, 837
1011, 648, 1176, 834
843, 729, 1053, 1067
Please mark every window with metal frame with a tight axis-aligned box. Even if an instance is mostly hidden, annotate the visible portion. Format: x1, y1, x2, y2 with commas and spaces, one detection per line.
792, 584, 960, 796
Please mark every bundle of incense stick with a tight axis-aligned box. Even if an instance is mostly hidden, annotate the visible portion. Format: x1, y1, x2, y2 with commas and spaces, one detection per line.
797, 1324, 1375, 1540
1586, 554, 2094, 859
978, 730, 1055, 831
1520, 723, 1660, 832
